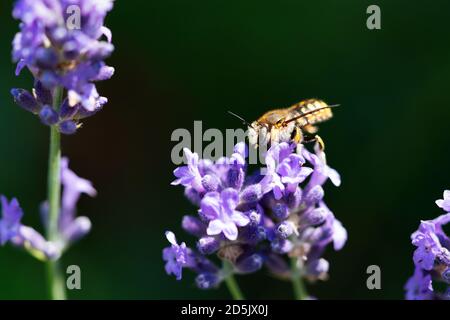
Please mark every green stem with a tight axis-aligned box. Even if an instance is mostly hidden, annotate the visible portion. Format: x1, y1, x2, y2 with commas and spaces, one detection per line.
290, 257, 308, 300
223, 261, 245, 300
45, 86, 66, 300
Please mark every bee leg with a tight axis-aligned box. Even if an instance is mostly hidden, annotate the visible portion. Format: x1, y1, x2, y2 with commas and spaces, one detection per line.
304, 134, 325, 151
293, 126, 303, 144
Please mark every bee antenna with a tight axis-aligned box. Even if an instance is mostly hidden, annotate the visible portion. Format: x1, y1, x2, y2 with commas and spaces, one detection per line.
227, 111, 254, 128
328, 104, 340, 108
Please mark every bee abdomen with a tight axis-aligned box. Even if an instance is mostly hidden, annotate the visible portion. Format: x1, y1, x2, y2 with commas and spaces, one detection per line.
292, 99, 333, 126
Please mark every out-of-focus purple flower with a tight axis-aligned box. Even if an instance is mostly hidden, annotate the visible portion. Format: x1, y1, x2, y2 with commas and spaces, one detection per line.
163, 231, 189, 280
436, 190, 450, 212
405, 193, 450, 300
405, 269, 434, 300
306, 258, 329, 280
59, 157, 96, 225
164, 141, 346, 291
41, 157, 96, 244
1, 196, 59, 260
11, 0, 115, 132
1, 157, 96, 260
0, 196, 24, 245
12, 225, 60, 260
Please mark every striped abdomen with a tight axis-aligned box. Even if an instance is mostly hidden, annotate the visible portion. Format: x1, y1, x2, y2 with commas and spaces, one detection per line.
289, 99, 333, 127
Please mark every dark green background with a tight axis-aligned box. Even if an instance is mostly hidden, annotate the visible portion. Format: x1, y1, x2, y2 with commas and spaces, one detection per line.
0, 0, 449, 299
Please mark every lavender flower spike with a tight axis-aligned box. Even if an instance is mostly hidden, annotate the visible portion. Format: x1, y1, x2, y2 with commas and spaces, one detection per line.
11, 0, 115, 133
164, 141, 347, 294
0, 196, 23, 245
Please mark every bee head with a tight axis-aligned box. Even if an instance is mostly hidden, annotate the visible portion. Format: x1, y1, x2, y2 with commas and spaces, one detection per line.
247, 121, 260, 146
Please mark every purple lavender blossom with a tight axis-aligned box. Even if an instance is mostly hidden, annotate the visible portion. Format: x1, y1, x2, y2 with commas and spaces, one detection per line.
0, 196, 24, 245
0, 157, 96, 260
11, 0, 115, 133
163, 231, 189, 280
1, 196, 57, 260
171, 148, 204, 193
201, 189, 250, 241
436, 190, 450, 212
405, 190, 450, 300
57, 157, 96, 243
163, 141, 347, 290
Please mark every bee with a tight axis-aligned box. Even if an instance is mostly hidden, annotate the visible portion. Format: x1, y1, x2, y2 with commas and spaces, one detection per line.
229, 99, 337, 149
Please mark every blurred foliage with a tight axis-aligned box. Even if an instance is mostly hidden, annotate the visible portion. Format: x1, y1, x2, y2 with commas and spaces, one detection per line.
0, 0, 450, 299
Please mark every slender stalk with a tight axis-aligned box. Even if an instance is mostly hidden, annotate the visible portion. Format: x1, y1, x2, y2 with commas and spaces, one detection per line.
290, 257, 308, 300
45, 86, 66, 300
223, 261, 245, 300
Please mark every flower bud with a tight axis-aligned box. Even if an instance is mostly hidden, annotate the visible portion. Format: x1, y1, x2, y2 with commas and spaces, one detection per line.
39, 105, 59, 125
62, 40, 80, 60
236, 254, 263, 273
304, 185, 324, 205
195, 272, 220, 289
276, 221, 296, 239
11, 88, 40, 113
286, 187, 302, 209
95, 66, 115, 81
306, 258, 329, 278
40, 71, 59, 89
86, 42, 114, 61
271, 238, 293, 254
240, 225, 266, 244
34, 80, 53, 105
62, 216, 92, 244
59, 120, 77, 135
302, 207, 328, 227
35, 47, 59, 69
47, 27, 67, 45
184, 187, 201, 206
182, 215, 205, 237
247, 210, 262, 226
272, 202, 289, 220
240, 184, 262, 203
201, 174, 219, 192
197, 237, 220, 255
59, 98, 79, 120
226, 167, 244, 190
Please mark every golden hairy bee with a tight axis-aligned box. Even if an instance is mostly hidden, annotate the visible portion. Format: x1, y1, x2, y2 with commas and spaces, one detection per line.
230, 99, 337, 149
